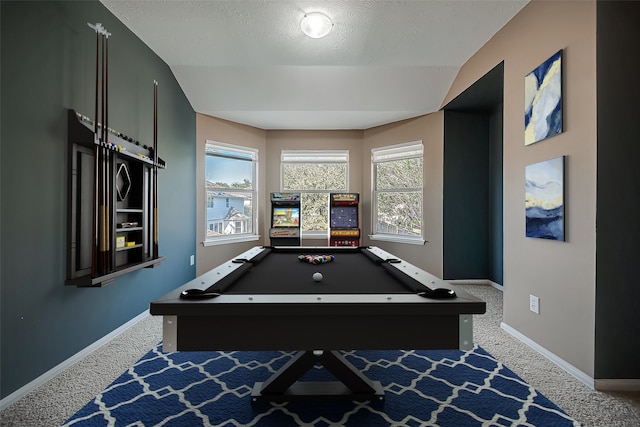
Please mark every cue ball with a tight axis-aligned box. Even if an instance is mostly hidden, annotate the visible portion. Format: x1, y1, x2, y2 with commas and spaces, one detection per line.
312, 272, 323, 282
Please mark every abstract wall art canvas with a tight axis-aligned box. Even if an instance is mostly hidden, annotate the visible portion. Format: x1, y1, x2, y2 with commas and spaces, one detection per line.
525, 156, 564, 240
524, 50, 563, 145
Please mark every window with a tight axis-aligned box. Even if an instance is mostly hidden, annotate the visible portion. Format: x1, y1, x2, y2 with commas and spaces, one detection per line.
371, 141, 424, 244
281, 150, 349, 235
205, 141, 258, 244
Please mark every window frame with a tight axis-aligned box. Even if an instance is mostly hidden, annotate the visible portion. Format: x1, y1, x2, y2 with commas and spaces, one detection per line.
203, 140, 259, 246
280, 150, 349, 237
370, 141, 425, 245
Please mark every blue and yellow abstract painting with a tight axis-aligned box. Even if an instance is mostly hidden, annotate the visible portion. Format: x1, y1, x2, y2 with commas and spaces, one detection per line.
526, 156, 564, 240
524, 50, 563, 145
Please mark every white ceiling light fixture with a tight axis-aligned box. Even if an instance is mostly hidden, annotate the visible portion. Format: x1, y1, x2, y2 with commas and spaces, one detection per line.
300, 12, 333, 39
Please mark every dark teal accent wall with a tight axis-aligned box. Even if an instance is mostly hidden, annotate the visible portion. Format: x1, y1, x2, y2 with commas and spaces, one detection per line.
488, 105, 504, 285
595, 0, 640, 379
0, 1, 196, 398
442, 63, 503, 285
443, 112, 490, 279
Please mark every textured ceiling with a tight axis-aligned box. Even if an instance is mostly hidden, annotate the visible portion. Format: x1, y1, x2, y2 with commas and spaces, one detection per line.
100, 0, 528, 130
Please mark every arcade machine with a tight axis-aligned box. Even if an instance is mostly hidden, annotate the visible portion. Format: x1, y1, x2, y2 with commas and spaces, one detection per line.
269, 192, 301, 246
329, 193, 360, 246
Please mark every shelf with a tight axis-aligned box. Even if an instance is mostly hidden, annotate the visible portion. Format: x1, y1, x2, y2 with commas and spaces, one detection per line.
116, 227, 143, 232
66, 257, 165, 287
116, 244, 143, 252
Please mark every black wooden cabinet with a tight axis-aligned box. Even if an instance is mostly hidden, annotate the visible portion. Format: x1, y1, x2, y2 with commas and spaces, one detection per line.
66, 109, 165, 286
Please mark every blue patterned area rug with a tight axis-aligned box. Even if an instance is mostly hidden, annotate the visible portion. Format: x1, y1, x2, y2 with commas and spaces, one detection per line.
62, 345, 580, 426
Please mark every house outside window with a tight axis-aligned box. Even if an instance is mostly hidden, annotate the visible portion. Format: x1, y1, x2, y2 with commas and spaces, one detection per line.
371, 141, 424, 244
281, 150, 349, 236
205, 140, 258, 245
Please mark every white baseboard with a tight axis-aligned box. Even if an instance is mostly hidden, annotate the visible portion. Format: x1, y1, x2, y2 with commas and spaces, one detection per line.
447, 279, 504, 291
501, 322, 596, 390
0, 310, 150, 411
594, 379, 640, 391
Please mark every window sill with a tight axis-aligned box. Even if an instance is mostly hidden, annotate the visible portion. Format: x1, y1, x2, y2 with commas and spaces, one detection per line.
302, 231, 329, 239
368, 234, 426, 245
203, 234, 261, 247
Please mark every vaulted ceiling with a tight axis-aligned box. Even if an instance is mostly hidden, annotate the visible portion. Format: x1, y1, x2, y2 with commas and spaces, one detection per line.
101, 0, 528, 130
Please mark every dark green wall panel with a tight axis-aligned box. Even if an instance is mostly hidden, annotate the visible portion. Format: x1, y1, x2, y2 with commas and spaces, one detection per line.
595, 0, 640, 379
443, 111, 490, 279
488, 105, 504, 285
442, 63, 503, 285
1, 0, 196, 398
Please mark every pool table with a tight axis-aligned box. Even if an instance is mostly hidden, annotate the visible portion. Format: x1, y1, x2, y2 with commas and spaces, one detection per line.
150, 246, 486, 401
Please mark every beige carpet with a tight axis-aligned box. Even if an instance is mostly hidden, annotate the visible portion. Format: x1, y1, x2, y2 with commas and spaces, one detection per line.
1, 285, 639, 426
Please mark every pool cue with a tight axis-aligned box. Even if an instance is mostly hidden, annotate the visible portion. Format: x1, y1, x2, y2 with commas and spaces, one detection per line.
153, 81, 159, 259
98, 27, 107, 275
90, 23, 100, 277
102, 29, 112, 273
88, 23, 111, 276
86, 23, 112, 277
99, 29, 105, 274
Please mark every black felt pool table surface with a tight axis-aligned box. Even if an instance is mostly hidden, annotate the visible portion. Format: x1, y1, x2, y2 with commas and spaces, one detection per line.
209, 248, 418, 295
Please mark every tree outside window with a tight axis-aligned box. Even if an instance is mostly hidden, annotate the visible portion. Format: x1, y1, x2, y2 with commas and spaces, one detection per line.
372, 142, 423, 242
281, 150, 348, 234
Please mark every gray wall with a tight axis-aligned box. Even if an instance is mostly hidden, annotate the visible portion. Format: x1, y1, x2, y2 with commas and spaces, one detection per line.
0, 0, 196, 398
595, 0, 640, 379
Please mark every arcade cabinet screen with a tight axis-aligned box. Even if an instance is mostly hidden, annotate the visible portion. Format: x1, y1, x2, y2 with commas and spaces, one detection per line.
330, 206, 358, 228
272, 207, 300, 228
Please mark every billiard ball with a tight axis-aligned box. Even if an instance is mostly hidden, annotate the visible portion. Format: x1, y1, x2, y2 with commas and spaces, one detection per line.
312, 272, 323, 282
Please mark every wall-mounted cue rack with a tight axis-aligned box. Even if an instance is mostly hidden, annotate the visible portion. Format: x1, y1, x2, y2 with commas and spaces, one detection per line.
66, 23, 165, 287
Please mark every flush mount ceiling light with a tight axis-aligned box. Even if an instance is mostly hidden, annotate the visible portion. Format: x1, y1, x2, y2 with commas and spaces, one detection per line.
300, 12, 333, 39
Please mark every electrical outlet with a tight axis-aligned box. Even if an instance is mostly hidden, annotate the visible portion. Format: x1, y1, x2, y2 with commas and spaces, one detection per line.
529, 295, 540, 314
190, 255, 195, 266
